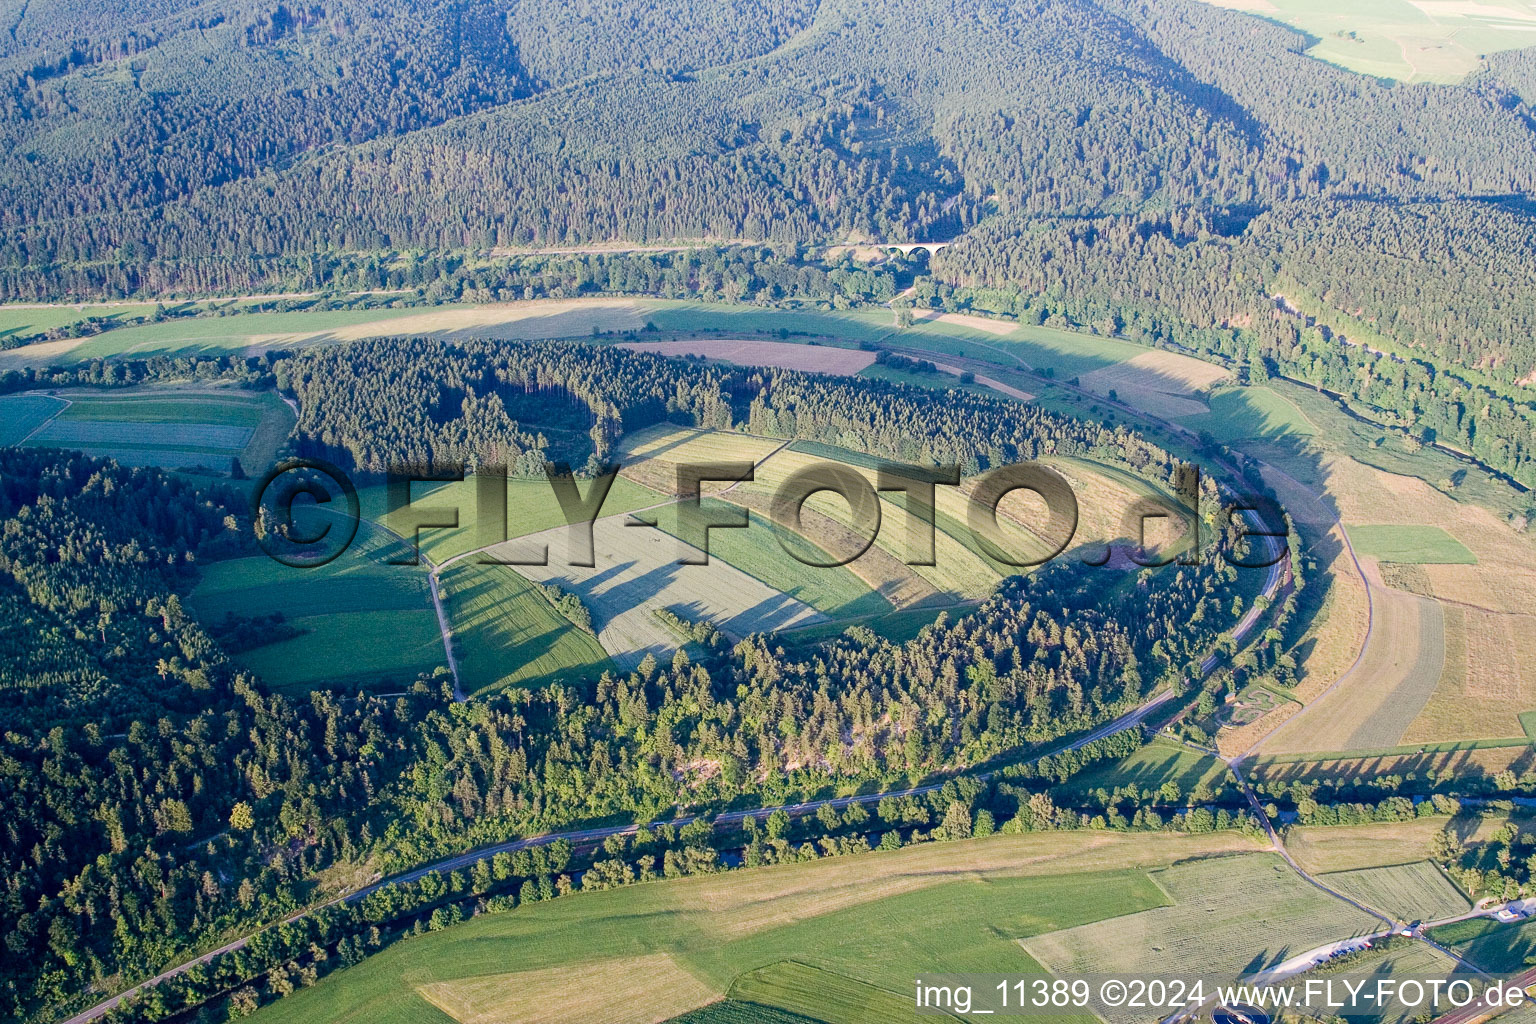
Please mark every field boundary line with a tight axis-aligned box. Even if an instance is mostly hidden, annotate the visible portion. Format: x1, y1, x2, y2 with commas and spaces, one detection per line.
14, 391, 70, 444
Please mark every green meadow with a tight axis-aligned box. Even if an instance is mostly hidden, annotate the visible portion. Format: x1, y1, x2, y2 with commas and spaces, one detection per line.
437, 561, 615, 696
188, 530, 447, 694
7, 386, 294, 475
1177, 385, 1317, 442
1345, 524, 1478, 564
1050, 738, 1235, 803
244, 831, 1238, 1024
363, 474, 664, 566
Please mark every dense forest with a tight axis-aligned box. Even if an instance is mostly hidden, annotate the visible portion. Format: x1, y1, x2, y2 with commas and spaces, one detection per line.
7, 0, 1536, 292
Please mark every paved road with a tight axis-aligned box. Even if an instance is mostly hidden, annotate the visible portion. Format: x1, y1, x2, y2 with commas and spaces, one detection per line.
1434, 965, 1536, 1024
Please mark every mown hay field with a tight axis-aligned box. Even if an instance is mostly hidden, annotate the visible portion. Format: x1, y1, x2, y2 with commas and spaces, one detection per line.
1021, 853, 1379, 1001
1284, 819, 1457, 874
1346, 524, 1478, 564
1259, 564, 1446, 755
489, 514, 827, 670
1199, 0, 1536, 83
417, 953, 719, 1024
667, 1003, 821, 1024
1432, 916, 1536, 973
643, 503, 892, 619
1318, 861, 1470, 921
1077, 349, 1231, 420
13, 386, 293, 474
246, 830, 1257, 1024
0, 298, 651, 368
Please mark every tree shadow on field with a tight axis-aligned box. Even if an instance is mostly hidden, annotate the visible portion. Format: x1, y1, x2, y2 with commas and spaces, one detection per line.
724, 591, 825, 635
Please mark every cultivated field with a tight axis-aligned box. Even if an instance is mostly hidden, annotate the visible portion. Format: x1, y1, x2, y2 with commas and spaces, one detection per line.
437, 562, 614, 695
1318, 861, 1470, 921
0, 393, 66, 444
7, 386, 294, 475
487, 514, 828, 669
1023, 854, 1378, 1023
362, 473, 663, 566
1284, 819, 1456, 874
1346, 524, 1478, 564
188, 530, 446, 694
618, 338, 876, 375
614, 424, 788, 496
1433, 916, 1536, 973
1201, 0, 1536, 82
245, 830, 1258, 1024
1259, 563, 1446, 755
1077, 349, 1231, 420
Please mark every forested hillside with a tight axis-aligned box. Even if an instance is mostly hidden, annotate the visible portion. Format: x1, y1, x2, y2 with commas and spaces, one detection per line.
4, 0, 1533, 290
4, 0, 1534, 484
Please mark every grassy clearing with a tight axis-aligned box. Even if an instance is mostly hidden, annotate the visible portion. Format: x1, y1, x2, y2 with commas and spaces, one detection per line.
1431, 916, 1536, 973
188, 531, 445, 694
1347, 525, 1478, 564
361, 474, 663, 566
1022, 853, 1380, 990
247, 831, 1257, 1024
643, 503, 891, 619
0, 393, 66, 444
1051, 738, 1234, 803
1318, 861, 1470, 921
437, 561, 613, 696
1177, 385, 1316, 442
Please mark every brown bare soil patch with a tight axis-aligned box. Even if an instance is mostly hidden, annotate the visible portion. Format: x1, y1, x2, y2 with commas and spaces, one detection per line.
417, 953, 719, 1024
